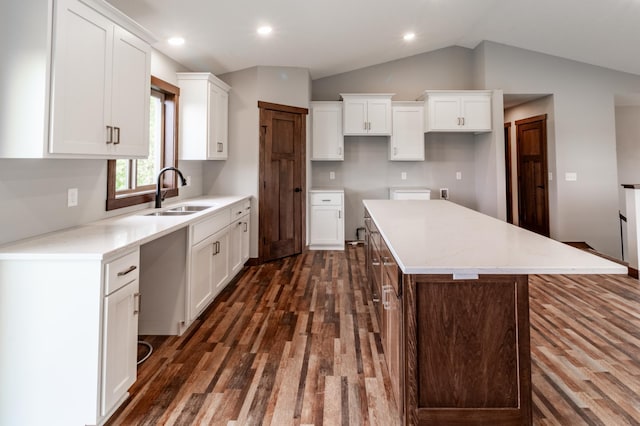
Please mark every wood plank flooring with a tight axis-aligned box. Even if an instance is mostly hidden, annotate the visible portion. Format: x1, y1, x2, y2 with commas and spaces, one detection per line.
107, 245, 640, 425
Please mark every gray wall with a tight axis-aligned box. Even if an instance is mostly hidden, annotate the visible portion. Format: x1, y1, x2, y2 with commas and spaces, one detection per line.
310, 47, 504, 240
0, 50, 202, 246
478, 41, 640, 257
207, 66, 311, 257
615, 106, 640, 186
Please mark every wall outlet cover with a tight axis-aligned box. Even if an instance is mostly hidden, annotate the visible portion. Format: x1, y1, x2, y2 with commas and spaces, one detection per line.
330, 171, 335, 180
401, 172, 407, 180
67, 188, 78, 207
456, 171, 462, 180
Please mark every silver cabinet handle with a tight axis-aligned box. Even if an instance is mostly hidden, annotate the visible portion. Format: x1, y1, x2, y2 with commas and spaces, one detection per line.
338, 146, 342, 156
133, 292, 141, 315
212, 241, 220, 255
322, 199, 331, 202
461, 117, 465, 126
243, 222, 248, 232
338, 209, 341, 219
393, 147, 397, 155
106, 126, 113, 144
371, 258, 381, 266
113, 127, 120, 144
382, 284, 394, 310
117, 265, 137, 276
217, 142, 223, 152
363, 121, 367, 131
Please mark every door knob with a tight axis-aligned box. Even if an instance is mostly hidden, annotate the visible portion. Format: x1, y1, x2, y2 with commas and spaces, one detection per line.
294, 188, 302, 192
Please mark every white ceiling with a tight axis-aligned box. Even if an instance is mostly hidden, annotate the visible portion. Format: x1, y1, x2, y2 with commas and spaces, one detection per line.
106, 0, 640, 80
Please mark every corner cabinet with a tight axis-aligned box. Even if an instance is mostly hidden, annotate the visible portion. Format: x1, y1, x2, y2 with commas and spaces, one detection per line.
389, 102, 424, 161
177, 72, 231, 160
309, 190, 345, 250
0, 0, 154, 158
310, 102, 344, 161
341, 94, 394, 136
420, 90, 492, 132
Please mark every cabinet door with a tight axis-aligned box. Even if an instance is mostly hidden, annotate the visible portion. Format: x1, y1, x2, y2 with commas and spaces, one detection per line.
311, 103, 343, 160
310, 205, 344, 246
190, 236, 215, 320
211, 228, 230, 296
208, 84, 228, 160
110, 26, 151, 157
428, 96, 461, 131
367, 99, 392, 135
390, 106, 424, 161
241, 218, 250, 263
461, 95, 492, 130
382, 278, 403, 409
343, 98, 368, 135
229, 220, 244, 275
49, 0, 112, 155
102, 280, 139, 416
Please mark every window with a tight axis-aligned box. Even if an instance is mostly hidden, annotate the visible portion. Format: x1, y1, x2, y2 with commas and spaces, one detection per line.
106, 76, 180, 210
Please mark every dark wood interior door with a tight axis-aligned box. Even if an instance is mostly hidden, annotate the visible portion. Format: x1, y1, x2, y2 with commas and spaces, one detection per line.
517, 114, 549, 237
259, 101, 307, 262
504, 122, 513, 224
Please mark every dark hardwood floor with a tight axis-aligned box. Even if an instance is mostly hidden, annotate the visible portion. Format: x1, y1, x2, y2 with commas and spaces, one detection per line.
107, 245, 640, 425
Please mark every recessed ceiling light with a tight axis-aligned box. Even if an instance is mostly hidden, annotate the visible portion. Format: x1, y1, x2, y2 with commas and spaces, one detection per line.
168, 37, 185, 46
403, 33, 416, 41
257, 26, 273, 36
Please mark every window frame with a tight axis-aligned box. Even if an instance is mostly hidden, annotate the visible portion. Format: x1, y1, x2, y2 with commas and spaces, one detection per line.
106, 76, 180, 211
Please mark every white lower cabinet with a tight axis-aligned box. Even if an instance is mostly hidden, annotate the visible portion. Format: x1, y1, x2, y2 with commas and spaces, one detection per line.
102, 249, 140, 418
102, 279, 139, 416
309, 190, 345, 250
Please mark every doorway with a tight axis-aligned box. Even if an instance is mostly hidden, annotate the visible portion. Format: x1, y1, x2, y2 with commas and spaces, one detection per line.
504, 122, 513, 224
258, 101, 308, 262
516, 114, 549, 237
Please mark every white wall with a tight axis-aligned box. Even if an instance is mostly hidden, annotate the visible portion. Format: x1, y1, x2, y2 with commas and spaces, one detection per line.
0, 50, 202, 246
615, 106, 640, 186
477, 41, 640, 257
206, 66, 311, 257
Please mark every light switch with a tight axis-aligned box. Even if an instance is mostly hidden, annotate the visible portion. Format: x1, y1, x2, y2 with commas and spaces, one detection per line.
329, 171, 335, 180
401, 172, 407, 180
548, 172, 553, 181
456, 171, 462, 180
565, 172, 577, 181
67, 188, 78, 207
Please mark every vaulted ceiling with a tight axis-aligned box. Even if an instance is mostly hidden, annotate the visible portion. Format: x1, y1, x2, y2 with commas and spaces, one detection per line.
106, 0, 640, 80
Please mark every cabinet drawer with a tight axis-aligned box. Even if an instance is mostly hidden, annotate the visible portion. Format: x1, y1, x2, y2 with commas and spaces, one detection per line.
192, 209, 231, 244
231, 199, 251, 219
105, 249, 140, 295
310, 192, 342, 206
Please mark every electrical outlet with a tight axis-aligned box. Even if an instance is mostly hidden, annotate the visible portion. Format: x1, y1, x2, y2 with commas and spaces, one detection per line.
456, 171, 462, 180
67, 188, 78, 207
440, 188, 449, 200
401, 172, 407, 180
329, 171, 335, 180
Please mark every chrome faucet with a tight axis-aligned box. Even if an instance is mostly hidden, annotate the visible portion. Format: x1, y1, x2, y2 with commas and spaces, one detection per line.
155, 167, 188, 208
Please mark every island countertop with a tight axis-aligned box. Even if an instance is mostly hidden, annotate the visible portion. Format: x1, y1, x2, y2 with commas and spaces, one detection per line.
363, 199, 626, 275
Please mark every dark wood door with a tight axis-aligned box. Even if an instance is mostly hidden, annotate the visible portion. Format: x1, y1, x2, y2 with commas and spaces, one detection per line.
516, 114, 549, 237
259, 101, 307, 262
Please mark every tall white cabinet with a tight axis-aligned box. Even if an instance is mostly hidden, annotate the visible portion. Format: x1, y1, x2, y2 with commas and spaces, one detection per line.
0, 0, 154, 158
310, 102, 344, 160
177, 72, 231, 160
389, 102, 424, 161
309, 189, 345, 250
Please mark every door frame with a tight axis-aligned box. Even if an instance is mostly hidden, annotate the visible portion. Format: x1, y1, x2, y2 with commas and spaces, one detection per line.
516, 114, 549, 236
504, 122, 513, 224
257, 101, 308, 263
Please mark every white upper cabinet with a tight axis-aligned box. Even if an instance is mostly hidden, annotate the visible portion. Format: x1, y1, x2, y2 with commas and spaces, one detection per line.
311, 102, 343, 161
389, 102, 424, 161
0, 0, 154, 158
341, 94, 393, 135
177, 72, 231, 160
421, 91, 492, 132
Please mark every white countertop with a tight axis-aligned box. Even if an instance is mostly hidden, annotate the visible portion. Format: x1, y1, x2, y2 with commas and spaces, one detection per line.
0, 195, 249, 261
364, 199, 627, 275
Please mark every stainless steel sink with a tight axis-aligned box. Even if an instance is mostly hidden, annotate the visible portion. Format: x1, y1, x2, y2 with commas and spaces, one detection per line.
145, 210, 197, 216
167, 205, 212, 212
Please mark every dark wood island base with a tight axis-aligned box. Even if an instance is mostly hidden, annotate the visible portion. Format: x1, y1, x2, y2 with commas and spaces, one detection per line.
403, 274, 532, 426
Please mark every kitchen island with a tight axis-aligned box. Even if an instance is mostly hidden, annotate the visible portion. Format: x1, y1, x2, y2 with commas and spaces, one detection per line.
363, 199, 626, 426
